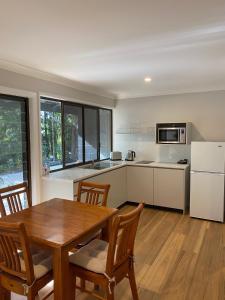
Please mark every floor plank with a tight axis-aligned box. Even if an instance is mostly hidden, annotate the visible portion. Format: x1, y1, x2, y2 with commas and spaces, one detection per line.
12, 205, 225, 299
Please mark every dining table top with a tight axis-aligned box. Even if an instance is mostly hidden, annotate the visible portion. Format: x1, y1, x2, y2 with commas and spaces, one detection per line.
0, 198, 118, 248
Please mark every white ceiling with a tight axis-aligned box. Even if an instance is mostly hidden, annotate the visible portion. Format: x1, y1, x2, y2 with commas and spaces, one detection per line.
0, 0, 225, 99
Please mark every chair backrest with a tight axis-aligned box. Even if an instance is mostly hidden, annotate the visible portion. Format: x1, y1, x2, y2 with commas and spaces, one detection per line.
0, 221, 34, 284
76, 181, 110, 206
106, 203, 144, 275
0, 182, 31, 217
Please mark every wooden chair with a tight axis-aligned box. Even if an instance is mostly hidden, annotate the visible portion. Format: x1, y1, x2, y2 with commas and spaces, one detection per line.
0, 182, 31, 217
69, 203, 144, 300
74, 181, 111, 246
0, 221, 53, 300
0, 183, 50, 258
74, 181, 111, 291
75, 181, 111, 207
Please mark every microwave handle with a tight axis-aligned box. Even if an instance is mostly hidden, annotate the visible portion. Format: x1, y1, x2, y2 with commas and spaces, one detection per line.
178, 128, 181, 141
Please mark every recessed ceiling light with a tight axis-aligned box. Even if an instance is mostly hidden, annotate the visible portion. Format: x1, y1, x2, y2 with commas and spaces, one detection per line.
144, 77, 152, 83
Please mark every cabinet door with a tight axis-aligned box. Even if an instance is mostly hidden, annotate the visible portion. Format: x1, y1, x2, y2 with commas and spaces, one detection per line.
154, 168, 184, 209
127, 166, 154, 205
74, 167, 127, 208
101, 167, 127, 208
42, 178, 74, 202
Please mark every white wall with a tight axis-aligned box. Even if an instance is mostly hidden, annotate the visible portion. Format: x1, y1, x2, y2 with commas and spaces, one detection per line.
0, 68, 114, 204
0, 68, 114, 107
114, 90, 225, 163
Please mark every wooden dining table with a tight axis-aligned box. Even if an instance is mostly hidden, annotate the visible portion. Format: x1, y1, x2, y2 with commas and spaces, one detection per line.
0, 198, 117, 300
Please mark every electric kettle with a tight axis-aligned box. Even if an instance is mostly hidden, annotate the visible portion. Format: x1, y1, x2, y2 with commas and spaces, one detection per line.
125, 150, 136, 161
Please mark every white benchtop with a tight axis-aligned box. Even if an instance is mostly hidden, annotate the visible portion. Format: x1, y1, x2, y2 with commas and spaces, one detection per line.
42, 163, 124, 183
133, 162, 189, 170
42, 160, 189, 183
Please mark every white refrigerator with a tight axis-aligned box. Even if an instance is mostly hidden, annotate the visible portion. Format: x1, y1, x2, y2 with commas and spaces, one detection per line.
190, 141, 225, 222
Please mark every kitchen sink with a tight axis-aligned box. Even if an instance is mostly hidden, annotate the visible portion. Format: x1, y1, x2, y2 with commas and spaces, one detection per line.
80, 161, 120, 170
135, 160, 154, 164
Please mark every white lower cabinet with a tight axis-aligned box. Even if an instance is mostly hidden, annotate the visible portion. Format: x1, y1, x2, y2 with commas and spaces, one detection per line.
127, 166, 188, 212
73, 167, 127, 208
42, 160, 189, 211
153, 168, 185, 210
127, 166, 154, 205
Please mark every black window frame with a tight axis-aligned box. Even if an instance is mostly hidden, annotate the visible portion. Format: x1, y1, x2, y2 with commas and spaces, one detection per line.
40, 96, 113, 173
0, 93, 31, 198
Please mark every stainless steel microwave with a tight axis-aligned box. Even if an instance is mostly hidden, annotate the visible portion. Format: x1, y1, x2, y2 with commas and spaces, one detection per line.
156, 123, 192, 144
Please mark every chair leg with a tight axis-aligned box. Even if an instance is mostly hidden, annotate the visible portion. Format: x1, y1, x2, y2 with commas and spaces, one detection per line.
74, 276, 77, 300
106, 284, 115, 300
80, 278, 85, 292
27, 290, 36, 300
0, 286, 10, 300
128, 265, 139, 300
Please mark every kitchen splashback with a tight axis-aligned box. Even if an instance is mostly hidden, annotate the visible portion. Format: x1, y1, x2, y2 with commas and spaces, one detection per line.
114, 133, 191, 162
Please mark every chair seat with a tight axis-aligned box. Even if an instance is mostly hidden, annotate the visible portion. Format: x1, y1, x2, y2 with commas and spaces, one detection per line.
69, 239, 108, 274
77, 229, 102, 247
20, 249, 52, 279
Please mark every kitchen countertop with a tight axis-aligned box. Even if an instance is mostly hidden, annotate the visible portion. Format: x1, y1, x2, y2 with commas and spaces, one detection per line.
138, 162, 189, 169
42, 160, 189, 183
42, 162, 125, 183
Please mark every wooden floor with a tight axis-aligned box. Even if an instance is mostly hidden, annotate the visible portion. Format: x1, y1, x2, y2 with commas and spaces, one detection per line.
12, 205, 225, 300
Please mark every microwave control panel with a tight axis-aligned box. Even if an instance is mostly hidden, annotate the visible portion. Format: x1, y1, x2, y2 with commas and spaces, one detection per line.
179, 128, 186, 143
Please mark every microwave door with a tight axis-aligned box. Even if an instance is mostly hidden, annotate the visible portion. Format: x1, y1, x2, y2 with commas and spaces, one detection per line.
158, 128, 179, 143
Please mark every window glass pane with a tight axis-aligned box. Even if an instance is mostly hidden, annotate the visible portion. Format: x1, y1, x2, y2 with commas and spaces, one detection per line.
40, 99, 62, 170
84, 108, 98, 161
0, 96, 29, 196
100, 109, 112, 159
64, 104, 83, 165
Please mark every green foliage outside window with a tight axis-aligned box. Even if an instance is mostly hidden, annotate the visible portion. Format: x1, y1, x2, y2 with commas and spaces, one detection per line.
0, 101, 24, 173
40, 109, 62, 168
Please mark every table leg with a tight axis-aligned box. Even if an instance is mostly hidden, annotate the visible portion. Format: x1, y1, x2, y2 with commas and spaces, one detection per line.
0, 285, 10, 300
53, 247, 75, 300
102, 217, 113, 242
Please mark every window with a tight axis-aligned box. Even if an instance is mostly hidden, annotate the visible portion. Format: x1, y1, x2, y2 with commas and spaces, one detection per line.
64, 103, 83, 166
40, 99, 62, 170
0, 94, 30, 190
84, 107, 98, 162
40, 97, 112, 171
100, 109, 112, 160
